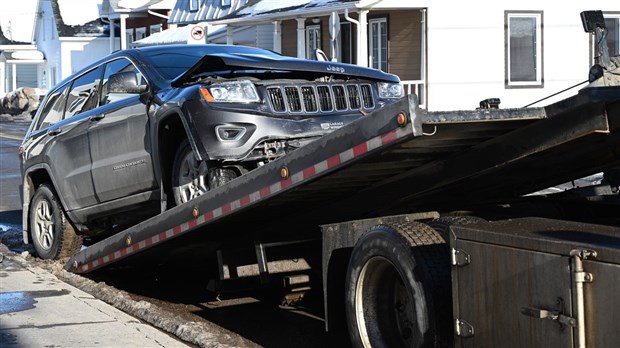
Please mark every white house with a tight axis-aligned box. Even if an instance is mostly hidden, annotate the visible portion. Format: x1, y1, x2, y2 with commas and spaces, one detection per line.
209, 0, 619, 111
0, 0, 40, 96
133, 0, 276, 48
33, 0, 115, 91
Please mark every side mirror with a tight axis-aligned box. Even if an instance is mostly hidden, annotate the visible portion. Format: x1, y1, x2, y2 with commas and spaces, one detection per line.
108, 71, 147, 94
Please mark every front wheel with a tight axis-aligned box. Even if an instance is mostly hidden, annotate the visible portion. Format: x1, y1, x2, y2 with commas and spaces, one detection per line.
171, 140, 237, 206
172, 140, 209, 206
345, 222, 451, 348
29, 184, 83, 260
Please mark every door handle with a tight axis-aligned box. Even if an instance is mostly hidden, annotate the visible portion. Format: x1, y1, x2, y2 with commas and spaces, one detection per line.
90, 113, 105, 121
46, 127, 62, 136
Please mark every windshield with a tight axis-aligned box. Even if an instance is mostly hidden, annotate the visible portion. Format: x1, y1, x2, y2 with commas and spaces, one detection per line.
139, 45, 283, 80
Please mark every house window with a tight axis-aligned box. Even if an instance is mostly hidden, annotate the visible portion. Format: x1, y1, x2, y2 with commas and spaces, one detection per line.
126, 29, 134, 44
150, 24, 162, 35
221, 0, 231, 7
340, 22, 353, 64
505, 11, 543, 88
369, 18, 387, 72
604, 14, 619, 56
135, 27, 146, 40
306, 25, 321, 60
190, 0, 200, 12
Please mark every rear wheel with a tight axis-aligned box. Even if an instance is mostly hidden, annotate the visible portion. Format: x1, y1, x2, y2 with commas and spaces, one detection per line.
29, 184, 83, 260
345, 222, 451, 348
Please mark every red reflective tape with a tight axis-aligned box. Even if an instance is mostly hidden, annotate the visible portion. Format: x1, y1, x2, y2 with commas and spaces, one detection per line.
98, 257, 105, 266
159, 231, 167, 241
303, 166, 316, 179
240, 195, 251, 206
109, 253, 116, 261
281, 177, 293, 189
121, 248, 127, 257
173, 225, 182, 235
132, 244, 140, 252
260, 186, 271, 198
353, 142, 368, 157
327, 154, 341, 168
222, 203, 232, 213
145, 238, 153, 247
381, 130, 398, 144
188, 219, 197, 228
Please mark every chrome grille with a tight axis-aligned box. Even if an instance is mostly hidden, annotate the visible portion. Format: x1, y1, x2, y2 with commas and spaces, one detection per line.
360, 85, 374, 108
284, 87, 302, 112
267, 87, 285, 112
267, 83, 374, 113
301, 87, 318, 112
347, 85, 361, 109
317, 86, 333, 111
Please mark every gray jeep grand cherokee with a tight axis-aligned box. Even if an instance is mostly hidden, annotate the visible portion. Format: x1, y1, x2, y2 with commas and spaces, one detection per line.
20, 44, 403, 259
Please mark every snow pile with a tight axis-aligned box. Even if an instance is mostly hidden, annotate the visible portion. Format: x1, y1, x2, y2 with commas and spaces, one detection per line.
57, 0, 102, 26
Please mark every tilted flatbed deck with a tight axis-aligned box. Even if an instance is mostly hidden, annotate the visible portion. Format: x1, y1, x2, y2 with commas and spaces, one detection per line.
65, 86, 620, 273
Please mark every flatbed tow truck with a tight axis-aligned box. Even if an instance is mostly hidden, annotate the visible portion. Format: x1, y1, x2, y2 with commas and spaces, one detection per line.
62, 13, 620, 348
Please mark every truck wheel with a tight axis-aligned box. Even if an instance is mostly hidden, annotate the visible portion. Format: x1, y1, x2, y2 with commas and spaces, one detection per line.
172, 140, 209, 205
345, 222, 451, 348
29, 184, 83, 260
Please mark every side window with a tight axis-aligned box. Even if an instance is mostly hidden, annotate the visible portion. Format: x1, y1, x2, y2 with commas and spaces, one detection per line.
36, 83, 69, 130
369, 18, 388, 72
100, 58, 145, 105
65, 66, 104, 119
505, 11, 544, 88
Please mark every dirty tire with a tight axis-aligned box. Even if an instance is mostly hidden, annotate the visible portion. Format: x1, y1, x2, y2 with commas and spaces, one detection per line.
29, 184, 83, 260
172, 139, 209, 206
345, 222, 451, 348
426, 215, 487, 242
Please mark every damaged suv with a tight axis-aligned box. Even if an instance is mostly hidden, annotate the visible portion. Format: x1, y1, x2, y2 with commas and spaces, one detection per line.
20, 44, 403, 259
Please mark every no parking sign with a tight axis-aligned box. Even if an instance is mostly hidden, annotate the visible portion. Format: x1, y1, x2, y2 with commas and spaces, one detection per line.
187, 25, 206, 44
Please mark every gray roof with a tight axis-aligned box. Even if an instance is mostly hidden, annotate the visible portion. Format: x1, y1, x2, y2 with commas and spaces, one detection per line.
168, 0, 249, 25
210, 0, 358, 24
0, 26, 30, 45
51, 0, 109, 37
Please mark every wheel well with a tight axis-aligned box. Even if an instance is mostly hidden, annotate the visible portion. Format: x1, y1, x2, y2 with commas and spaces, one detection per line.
158, 114, 188, 207
23, 169, 54, 244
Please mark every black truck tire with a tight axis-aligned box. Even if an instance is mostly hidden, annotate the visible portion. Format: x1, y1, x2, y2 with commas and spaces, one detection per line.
345, 222, 451, 348
29, 184, 83, 260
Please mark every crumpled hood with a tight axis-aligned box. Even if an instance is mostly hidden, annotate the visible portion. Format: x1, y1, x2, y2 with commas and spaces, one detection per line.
171, 51, 400, 87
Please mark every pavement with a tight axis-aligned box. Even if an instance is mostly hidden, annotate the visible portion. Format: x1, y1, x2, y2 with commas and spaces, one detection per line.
0, 250, 191, 348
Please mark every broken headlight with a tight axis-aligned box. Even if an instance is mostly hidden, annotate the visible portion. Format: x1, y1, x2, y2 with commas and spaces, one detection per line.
377, 82, 404, 99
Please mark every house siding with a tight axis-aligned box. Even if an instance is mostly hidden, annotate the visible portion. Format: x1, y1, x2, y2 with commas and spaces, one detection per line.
385, 10, 422, 81
281, 20, 297, 57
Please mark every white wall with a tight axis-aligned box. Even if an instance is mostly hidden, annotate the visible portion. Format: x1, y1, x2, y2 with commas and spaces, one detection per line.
59, 38, 111, 78
423, 1, 618, 111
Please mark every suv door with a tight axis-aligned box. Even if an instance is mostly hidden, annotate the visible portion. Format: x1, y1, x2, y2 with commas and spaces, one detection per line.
88, 57, 157, 203
27, 67, 103, 211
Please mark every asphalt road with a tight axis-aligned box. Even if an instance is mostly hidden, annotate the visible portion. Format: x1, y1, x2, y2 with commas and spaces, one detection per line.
0, 120, 350, 348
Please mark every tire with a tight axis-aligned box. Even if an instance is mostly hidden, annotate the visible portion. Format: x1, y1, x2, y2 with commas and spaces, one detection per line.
172, 140, 209, 206
171, 139, 237, 206
345, 222, 451, 348
29, 184, 83, 260
426, 215, 487, 242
